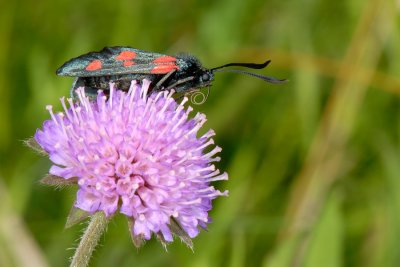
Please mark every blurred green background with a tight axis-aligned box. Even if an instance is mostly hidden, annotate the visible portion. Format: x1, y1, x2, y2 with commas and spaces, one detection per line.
1, 0, 400, 266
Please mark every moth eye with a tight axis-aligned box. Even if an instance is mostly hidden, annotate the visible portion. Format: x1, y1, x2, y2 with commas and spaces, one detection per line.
202, 73, 210, 81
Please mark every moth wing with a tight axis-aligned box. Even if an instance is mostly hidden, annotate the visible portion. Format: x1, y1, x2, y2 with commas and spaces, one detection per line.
56, 46, 179, 77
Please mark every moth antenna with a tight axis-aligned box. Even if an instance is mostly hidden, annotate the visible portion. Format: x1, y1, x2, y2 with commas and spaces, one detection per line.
213, 69, 287, 84
211, 60, 271, 71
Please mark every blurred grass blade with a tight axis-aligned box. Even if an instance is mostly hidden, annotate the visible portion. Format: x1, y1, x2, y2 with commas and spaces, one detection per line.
0, 179, 49, 267
303, 192, 343, 267
274, 1, 394, 266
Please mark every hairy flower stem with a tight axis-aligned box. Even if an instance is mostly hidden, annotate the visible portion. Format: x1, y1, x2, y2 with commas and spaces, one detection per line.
70, 212, 109, 267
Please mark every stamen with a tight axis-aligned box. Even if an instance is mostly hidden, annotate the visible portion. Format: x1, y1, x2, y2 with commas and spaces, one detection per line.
197, 186, 215, 193
60, 97, 73, 121
109, 83, 115, 108
180, 198, 202, 205
171, 107, 193, 132
180, 97, 189, 106
205, 172, 228, 182
195, 139, 214, 151
79, 89, 91, 113
203, 146, 222, 158
95, 182, 102, 190
204, 190, 228, 198
166, 89, 175, 100
118, 91, 125, 112
100, 95, 108, 120
57, 112, 67, 136
209, 156, 221, 162
128, 81, 138, 109
153, 91, 164, 103
171, 104, 185, 121
174, 154, 190, 165
188, 165, 216, 178
67, 98, 79, 123
159, 97, 174, 115
200, 129, 215, 140
202, 169, 220, 179
75, 106, 83, 123
145, 105, 157, 128
142, 97, 154, 119
185, 122, 203, 137
46, 105, 58, 124
139, 214, 146, 221
141, 79, 151, 100
75, 87, 85, 107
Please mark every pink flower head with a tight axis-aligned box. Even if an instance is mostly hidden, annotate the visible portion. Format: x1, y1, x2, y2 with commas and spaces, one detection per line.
34, 80, 228, 245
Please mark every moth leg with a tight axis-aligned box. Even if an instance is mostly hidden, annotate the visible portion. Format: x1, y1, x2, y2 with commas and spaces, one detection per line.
165, 76, 194, 91
155, 70, 176, 89
70, 77, 98, 101
70, 78, 82, 98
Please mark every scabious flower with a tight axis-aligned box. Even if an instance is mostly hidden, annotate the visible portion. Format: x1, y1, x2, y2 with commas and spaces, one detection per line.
34, 80, 228, 247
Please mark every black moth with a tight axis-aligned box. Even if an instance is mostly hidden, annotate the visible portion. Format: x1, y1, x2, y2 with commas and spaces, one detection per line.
56, 46, 286, 103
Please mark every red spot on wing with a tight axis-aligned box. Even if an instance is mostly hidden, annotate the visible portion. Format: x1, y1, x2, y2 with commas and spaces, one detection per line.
86, 60, 102, 71
150, 63, 179, 74
116, 51, 137, 61
153, 56, 176, 63
123, 61, 136, 67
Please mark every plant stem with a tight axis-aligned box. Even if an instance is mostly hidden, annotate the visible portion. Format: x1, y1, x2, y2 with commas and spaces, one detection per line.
70, 212, 109, 267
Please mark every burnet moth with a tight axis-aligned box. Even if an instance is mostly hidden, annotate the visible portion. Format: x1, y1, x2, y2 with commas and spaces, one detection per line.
56, 46, 286, 104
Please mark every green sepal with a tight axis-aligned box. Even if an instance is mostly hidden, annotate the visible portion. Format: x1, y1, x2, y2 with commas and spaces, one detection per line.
65, 206, 91, 228
128, 218, 145, 248
156, 232, 168, 251
40, 174, 78, 188
24, 137, 47, 156
169, 217, 193, 250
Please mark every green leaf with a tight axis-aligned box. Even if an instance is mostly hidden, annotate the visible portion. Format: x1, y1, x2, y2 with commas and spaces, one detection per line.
262, 236, 299, 267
